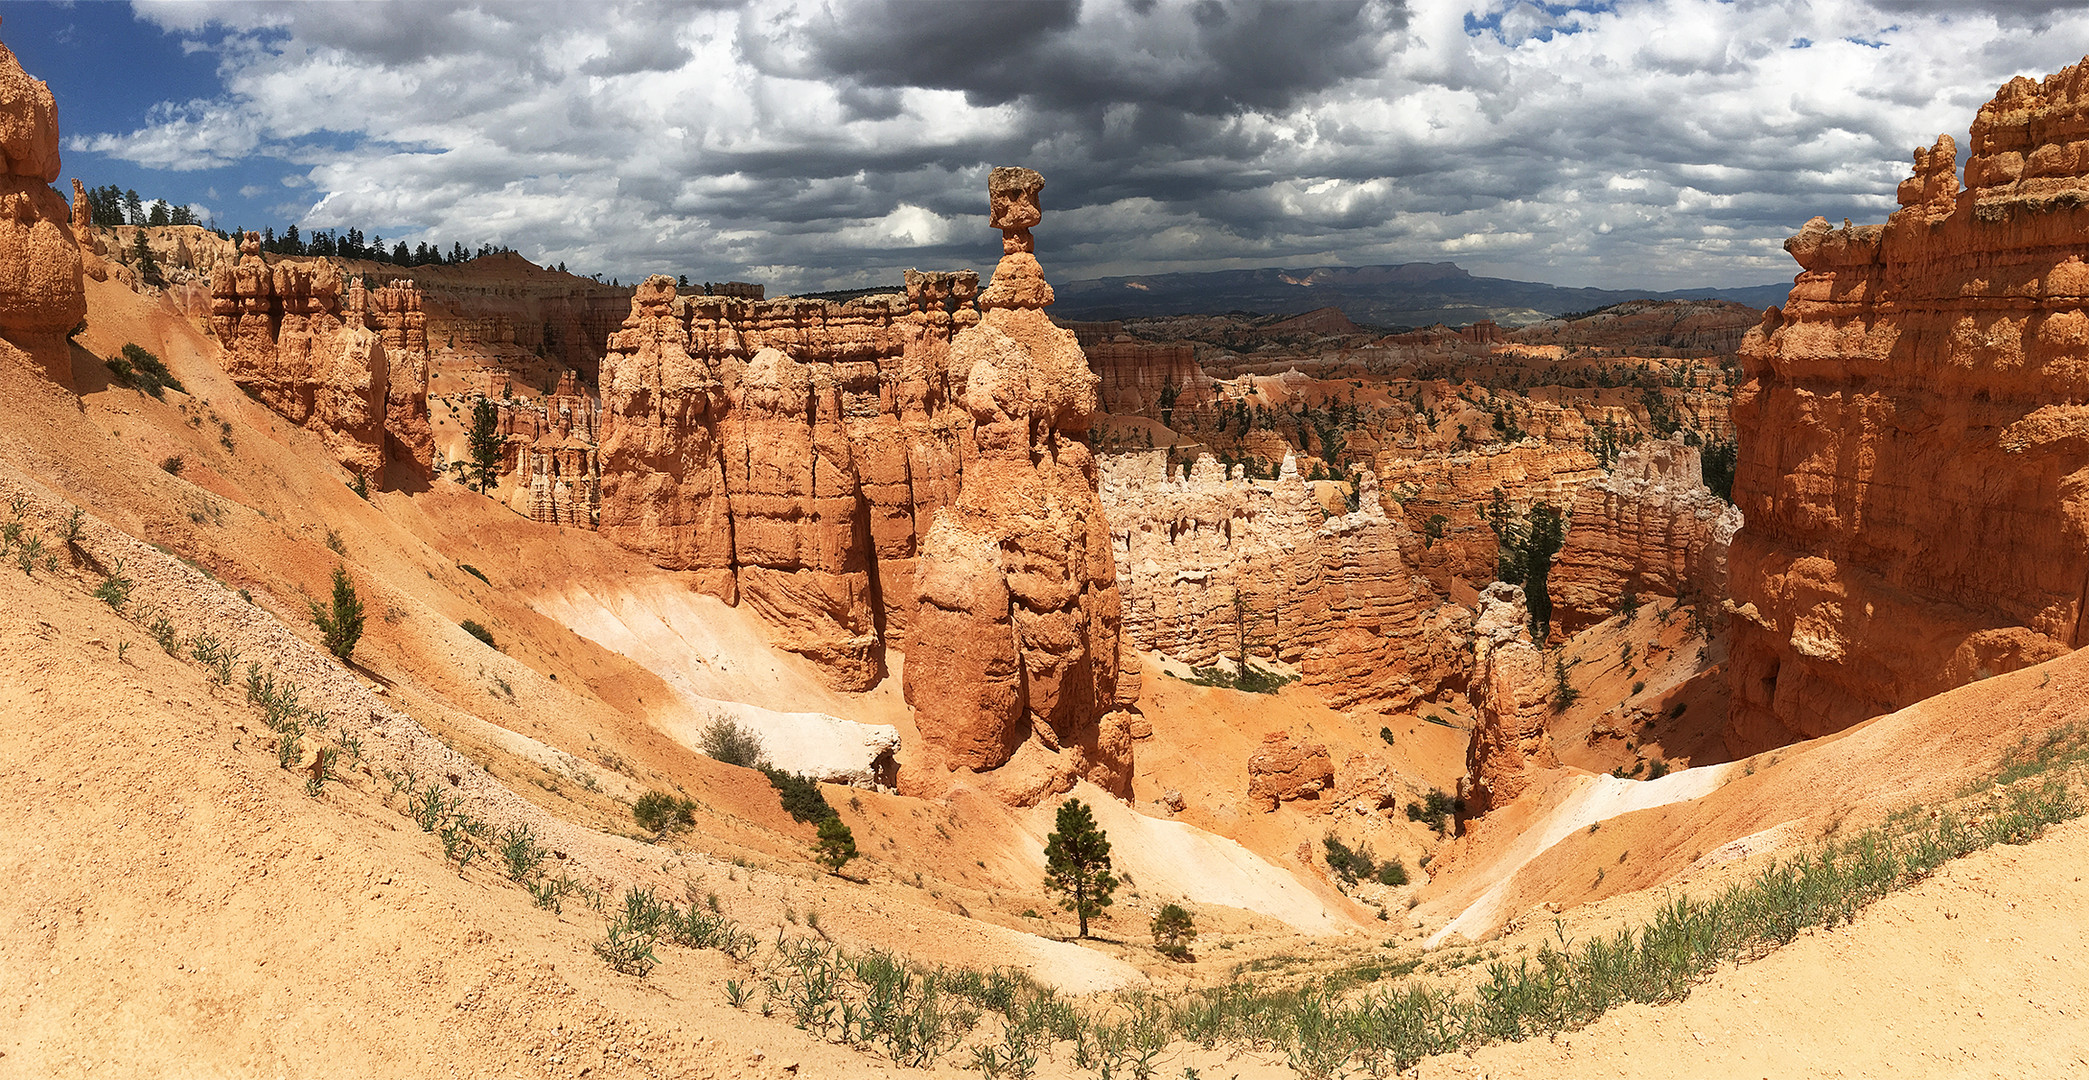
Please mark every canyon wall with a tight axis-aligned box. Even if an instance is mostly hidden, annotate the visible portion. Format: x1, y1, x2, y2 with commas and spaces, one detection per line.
1727, 58, 2089, 753
0, 36, 85, 388
1549, 439, 1741, 635
208, 241, 430, 485
1102, 449, 1469, 709
591, 171, 1134, 801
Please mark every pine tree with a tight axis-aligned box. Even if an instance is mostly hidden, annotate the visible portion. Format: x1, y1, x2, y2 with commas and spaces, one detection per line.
1043, 798, 1119, 938
310, 564, 365, 663
467, 395, 503, 493
132, 232, 163, 287
814, 816, 857, 873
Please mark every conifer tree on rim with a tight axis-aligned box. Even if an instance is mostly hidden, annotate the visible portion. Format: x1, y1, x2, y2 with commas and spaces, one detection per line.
1043, 798, 1118, 938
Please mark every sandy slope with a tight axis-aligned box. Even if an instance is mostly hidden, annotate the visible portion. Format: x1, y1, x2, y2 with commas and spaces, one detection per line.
1417, 814, 2089, 1079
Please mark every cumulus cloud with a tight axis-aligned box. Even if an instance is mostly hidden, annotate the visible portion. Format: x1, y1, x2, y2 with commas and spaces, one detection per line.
63, 0, 2089, 291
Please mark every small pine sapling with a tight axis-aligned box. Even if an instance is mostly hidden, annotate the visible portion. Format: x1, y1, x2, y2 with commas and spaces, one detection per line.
814, 815, 857, 874
309, 564, 365, 663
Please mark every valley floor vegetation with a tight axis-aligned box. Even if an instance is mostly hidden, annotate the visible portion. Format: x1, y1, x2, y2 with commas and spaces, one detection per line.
587, 724, 2089, 1080
18, 485, 2089, 1078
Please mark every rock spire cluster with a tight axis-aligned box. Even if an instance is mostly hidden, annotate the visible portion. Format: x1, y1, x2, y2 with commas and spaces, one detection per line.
588, 167, 1135, 800
208, 245, 430, 484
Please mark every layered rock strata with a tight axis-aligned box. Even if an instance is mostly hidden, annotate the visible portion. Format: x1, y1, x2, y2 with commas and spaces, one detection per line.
1459, 583, 1555, 816
592, 168, 1134, 799
1102, 449, 1468, 709
1727, 59, 2089, 753
502, 373, 601, 527
1548, 440, 1742, 635
0, 32, 85, 388
208, 241, 429, 484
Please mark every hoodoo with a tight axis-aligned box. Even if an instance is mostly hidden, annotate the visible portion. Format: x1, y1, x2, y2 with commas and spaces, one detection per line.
1728, 58, 2089, 753
0, 26, 85, 388
903, 166, 1136, 801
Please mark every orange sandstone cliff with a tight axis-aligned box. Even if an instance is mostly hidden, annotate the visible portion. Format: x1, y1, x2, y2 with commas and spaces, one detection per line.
1728, 58, 2089, 753
207, 240, 432, 485
586, 169, 1134, 799
1549, 439, 1740, 636
1103, 448, 1469, 709
0, 33, 84, 388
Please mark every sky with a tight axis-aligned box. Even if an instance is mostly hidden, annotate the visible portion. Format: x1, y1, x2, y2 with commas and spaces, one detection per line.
8, 0, 2089, 293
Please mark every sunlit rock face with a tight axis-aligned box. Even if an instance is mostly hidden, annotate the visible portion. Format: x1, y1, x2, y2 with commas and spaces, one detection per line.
1727, 57, 2089, 755
0, 34, 85, 388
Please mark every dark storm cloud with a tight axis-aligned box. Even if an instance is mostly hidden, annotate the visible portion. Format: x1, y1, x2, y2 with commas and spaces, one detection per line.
71, 1, 2089, 293
784, 0, 1404, 116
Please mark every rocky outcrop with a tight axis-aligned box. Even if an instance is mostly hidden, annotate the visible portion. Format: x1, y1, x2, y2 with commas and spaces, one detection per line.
1459, 582, 1555, 816
1548, 440, 1742, 634
208, 239, 430, 484
1085, 336, 1216, 424
504, 372, 600, 527
904, 166, 1133, 800
721, 346, 880, 687
1246, 729, 1334, 811
590, 168, 1134, 799
1377, 442, 1607, 591
1103, 449, 1469, 709
0, 32, 85, 388
1727, 58, 2089, 754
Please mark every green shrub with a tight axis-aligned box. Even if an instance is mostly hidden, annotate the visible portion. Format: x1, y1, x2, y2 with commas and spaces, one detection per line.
698, 715, 767, 768
815, 815, 858, 873
1323, 835, 1378, 887
460, 619, 496, 649
762, 766, 833, 824
1404, 789, 1462, 836
632, 790, 695, 834
112, 343, 183, 398
458, 563, 490, 584
309, 564, 365, 663
1151, 903, 1197, 960
1377, 859, 1410, 887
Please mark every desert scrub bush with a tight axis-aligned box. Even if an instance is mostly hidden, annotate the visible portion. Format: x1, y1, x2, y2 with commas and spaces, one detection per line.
412, 782, 455, 832
439, 814, 489, 870
15, 535, 44, 575
632, 790, 696, 834
1322, 834, 1380, 888
459, 619, 496, 649
188, 633, 237, 684
144, 609, 179, 655
1151, 903, 1197, 960
458, 563, 490, 585
761, 766, 834, 824
1377, 858, 1411, 887
106, 343, 184, 399
594, 919, 659, 977
697, 714, 767, 768
309, 564, 365, 662
497, 823, 548, 881
1405, 789, 1462, 836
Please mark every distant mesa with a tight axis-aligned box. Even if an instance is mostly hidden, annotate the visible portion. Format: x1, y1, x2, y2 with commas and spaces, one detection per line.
1050, 261, 1789, 326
